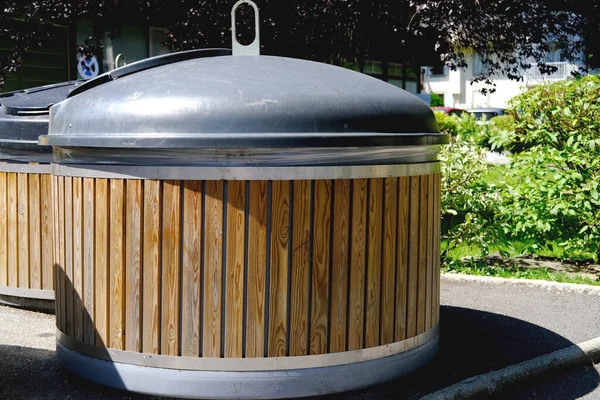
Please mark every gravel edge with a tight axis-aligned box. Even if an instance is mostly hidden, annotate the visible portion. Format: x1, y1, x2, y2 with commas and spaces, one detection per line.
441, 273, 600, 295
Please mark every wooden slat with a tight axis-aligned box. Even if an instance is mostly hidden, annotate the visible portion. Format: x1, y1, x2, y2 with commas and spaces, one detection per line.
365, 178, 382, 348
143, 180, 162, 354
109, 179, 125, 350
203, 180, 223, 358
17, 174, 29, 288
41, 174, 54, 290
7, 173, 17, 287
52, 176, 61, 330
161, 180, 181, 356
225, 180, 246, 358
94, 179, 110, 346
126, 180, 143, 352
72, 177, 84, 342
268, 180, 289, 357
57, 176, 66, 333
417, 176, 428, 334
0, 173, 7, 286
395, 177, 410, 341
329, 179, 350, 353
380, 178, 397, 345
434, 174, 442, 325
426, 175, 435, 331
182, 180, 202, 357
246, 181, 267, 358
289, 180, 311, 356
29, 173, 41, 290
83, 178, 95, 345
65, 177, 73, 336
406, 176, 420, 338
310, 180, 331, 355
348, 179, 367, 351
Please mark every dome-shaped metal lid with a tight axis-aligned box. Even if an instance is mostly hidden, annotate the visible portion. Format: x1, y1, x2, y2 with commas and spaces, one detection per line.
0, 80, 81, 161
45, 53, 443, 150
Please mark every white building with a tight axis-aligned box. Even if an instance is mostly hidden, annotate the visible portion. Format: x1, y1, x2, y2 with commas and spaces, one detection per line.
423, 50, 581, 109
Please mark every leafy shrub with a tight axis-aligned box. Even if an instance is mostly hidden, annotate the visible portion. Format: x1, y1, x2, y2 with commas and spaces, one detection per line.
430, 93, 444, 106
434, 111, 459, 135
498, 75, 600, 260
440, 134, 500, 258
480, 115, 516, 151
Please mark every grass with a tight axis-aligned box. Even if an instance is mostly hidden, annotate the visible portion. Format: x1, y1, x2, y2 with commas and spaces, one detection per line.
442, 259, 600, 286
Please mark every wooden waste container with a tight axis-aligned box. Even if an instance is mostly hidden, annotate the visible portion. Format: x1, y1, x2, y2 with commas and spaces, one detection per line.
43, 47, 448, 398
0, 81, 79, 312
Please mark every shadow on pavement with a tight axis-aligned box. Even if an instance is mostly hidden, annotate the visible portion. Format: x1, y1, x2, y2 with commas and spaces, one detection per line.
325, 305, 600, 400
0, 344, 155, 400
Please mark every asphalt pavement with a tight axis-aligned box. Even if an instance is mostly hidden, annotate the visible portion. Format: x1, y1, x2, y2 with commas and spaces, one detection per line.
0, 276, 598, 400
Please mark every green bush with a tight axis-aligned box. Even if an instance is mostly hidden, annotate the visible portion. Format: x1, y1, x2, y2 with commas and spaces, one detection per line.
430, 93, 444, 106
434, 112, 459, 135
499, 75, 600, 260
440, 134, 500, 258
480, 115, 516, 151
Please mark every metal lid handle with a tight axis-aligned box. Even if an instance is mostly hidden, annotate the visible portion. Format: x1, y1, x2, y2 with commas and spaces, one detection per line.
231, 0, 260, 56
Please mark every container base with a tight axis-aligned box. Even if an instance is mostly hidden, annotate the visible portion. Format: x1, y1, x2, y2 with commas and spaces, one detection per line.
56, 333, 439, 399
0, 286, 54, 313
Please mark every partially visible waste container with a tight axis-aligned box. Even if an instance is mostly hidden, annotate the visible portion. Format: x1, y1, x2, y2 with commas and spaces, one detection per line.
0, 81, 80, 312
43, 3, 448, 398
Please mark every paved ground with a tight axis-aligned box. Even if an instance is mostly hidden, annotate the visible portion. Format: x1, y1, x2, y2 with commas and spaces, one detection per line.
0, 277, 599, 399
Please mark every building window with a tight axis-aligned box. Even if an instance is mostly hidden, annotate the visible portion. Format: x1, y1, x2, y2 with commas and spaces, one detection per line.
149, 27, 172, 57
364, 60, 382, 75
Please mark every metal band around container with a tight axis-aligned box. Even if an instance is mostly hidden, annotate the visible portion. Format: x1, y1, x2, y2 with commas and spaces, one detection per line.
52, 162, 440, 181
0, 285, 54, 300
56, 325, 438, 372
0, 163, 52, 174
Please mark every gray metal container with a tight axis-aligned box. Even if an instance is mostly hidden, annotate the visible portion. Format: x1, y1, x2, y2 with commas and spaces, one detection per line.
45, 46, 447, 399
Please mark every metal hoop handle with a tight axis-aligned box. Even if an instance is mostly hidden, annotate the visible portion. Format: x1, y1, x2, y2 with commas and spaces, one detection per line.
231, 0, 260, 56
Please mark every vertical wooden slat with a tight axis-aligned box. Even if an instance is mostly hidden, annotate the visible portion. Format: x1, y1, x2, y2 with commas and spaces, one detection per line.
57, 176, 67, 333
29, 174, 41, 290
417, 176, 428, 334
381, 177, 397, 345
143, 180, 161, 354
268, 180, 289, 357
365, 178, 382, 348
7, 174, 18, 287
348, 179, 367, 351
52, 176, 61, 329
41, 174, 54, 290
126, 180, 143, 352
0, 172, 7, 286
246, 181, 267, 358
83, 178, 95, 345
426, 175, 435, 331
203, 181, 223, 358
406, 176, 420, 338
161, 180, 181, 356
395, 177, 410, 341
72, 177, 84, 342
65, 177, 73, 337
17, 174, 29, 288
109, 179, 125, 350
289, 180, 311, 356
310, 180, 331, 355
94, 179, 110, 346
329, 179, 350, 353
182, 180, 202, 357
225, 180, 246, 358
434, 174, 442, 325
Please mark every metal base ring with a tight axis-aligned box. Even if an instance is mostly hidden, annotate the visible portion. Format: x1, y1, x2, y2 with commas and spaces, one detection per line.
0, 286, 54, 313
57, 333, 439, 399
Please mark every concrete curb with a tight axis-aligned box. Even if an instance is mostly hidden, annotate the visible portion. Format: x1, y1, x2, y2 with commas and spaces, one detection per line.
442, 273, 600, 295
421, 336, 600, 399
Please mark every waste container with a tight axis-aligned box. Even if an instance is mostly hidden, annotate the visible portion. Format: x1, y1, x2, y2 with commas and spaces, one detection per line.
0, 81, 80, 311
43, 8, 448, 396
